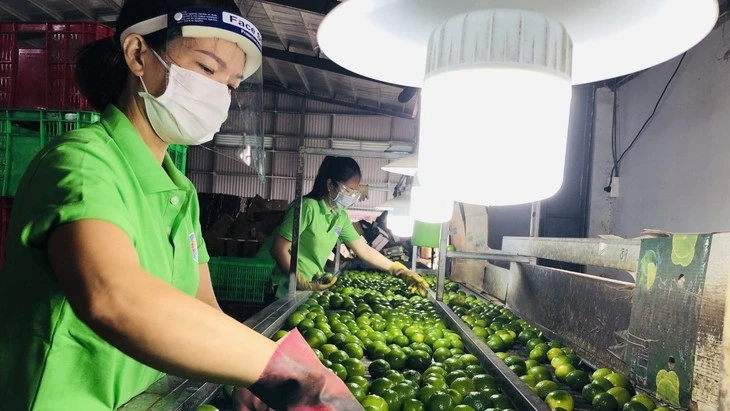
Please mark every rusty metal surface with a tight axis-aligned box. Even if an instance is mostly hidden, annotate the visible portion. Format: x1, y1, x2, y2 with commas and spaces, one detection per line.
503, 237, 641, 271
506, 263, 634, 372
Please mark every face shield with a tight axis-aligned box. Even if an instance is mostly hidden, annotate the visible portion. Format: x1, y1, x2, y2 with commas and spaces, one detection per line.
120, 9, 265, 182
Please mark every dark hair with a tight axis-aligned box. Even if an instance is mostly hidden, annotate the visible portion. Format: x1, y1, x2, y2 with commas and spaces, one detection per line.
305, 156, 362, 200
75, 0, 242, 111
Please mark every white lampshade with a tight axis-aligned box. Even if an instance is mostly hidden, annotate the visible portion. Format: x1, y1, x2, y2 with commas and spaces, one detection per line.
375, 193, 411, 211
319, 0, 718, 206
388, 208, 414, 237
410, 174, 454, 223
382, 153, 418, 176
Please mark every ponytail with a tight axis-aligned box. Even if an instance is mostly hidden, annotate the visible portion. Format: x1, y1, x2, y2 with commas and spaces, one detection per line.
75, 37, 128, 111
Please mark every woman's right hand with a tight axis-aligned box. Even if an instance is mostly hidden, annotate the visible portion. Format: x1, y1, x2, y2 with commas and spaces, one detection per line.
234, 329, 363, 410
295, 272, 337, 292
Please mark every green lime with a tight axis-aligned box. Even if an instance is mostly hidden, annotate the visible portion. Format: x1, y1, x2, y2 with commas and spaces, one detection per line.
348, 375, 370, 388
384, 369, 406, 384
393, 381, 419, 401
424, 366, 446, 378
433, 347, 452, 363
418, 385, 441, 404
605, 373, 631, 389
520, 374, 539, 389
344, 343, 365, 359
196, 405, 218, 411
529, 348, 548, 363
623, 401, 649, 411
473, 327, 489, 339
486, 336, 505, 352
330, 362, 348, 380
443, 357, 464, 373
509, 364, 527, 376
347, 382, 368, 401
565, 370, 591, 391
445, 370, 469, 385
495, 352, 509, 361
369, 359, 392, 379
526, 338, 544, 351
342, 358, 366, 378
403, 370, 422, 385
527, 366, 552, 382
554, 364, 575, 382
460, 354, 480, 366
272, 330, 288, 341
592, 392, 620, 411
607, 387, 632, 408
565, 354, 582, 368
328, 350, 349, 364
593, 377, 615, 391
546, 390, 575, 411
472, 374, 497, 391
302, 328, 328, 349
362, 394, 389, 411
551, 355, 571, 369
370, 378, 395, 397
489, 393, 513, 409
448, 388, 463, 405
427, 392, 455, 411
285, 312, 305, 329
403, 398, 426, 411
535, 380, 559, 399
504, 355, 525, 368
630, 394, 656, 411
583, 383, 606, 403
408, 350, 433, 372
453, 406, 476, 411
461, 391, 493, 411
464, 364, 484, 378
386, 349, 408, 370
450, 376, 475, 396
592, 368, 614, 381
410, 343, 433, 355
381, 389, 404, 411
423, 376, 448, 391
547, 348, 565, 361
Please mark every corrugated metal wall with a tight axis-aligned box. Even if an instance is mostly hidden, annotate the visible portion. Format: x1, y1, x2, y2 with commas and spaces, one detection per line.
188, 91, 417, 211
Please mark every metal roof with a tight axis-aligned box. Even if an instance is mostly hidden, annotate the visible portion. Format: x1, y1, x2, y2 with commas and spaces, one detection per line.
0, 0, 419, 118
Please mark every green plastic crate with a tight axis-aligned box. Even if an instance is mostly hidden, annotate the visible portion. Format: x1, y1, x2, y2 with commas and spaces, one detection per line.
0, 110, 101, 196
208, 257, 274, 303
167, 144, 187, 174
0, 109, 188, 196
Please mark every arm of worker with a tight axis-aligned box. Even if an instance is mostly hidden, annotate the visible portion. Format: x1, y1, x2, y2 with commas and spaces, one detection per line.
48, 220, 360, 410
271, 235, 336, 291
48, 220, 275, 387
196, 263, 222, 311
346, 238, 430, 296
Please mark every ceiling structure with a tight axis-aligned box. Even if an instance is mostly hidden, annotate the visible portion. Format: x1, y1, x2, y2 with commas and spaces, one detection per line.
1, 0, 728, 115
0, 0, 419, 119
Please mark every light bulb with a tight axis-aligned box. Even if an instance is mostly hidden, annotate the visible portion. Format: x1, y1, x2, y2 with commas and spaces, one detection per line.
388, 208, 414, 237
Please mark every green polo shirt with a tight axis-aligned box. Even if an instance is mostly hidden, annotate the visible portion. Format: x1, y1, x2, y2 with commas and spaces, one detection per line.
257, 198, 360, 297
0, 105, 209, 410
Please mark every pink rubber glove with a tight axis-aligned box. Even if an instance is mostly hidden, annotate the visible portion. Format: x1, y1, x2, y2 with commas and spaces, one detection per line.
234, 329, 363, 411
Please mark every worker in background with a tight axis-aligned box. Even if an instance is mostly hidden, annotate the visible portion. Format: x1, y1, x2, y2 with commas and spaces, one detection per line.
0, 0, 360, 410
259, 156, 430, 297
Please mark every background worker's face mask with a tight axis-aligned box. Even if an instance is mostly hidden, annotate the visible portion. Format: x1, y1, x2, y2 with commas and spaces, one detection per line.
139, 50, 231, 145
330, 181, 360, 209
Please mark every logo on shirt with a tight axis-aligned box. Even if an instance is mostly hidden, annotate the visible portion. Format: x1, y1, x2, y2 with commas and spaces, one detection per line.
189, 232, 199, 263
335, 226, 342, 236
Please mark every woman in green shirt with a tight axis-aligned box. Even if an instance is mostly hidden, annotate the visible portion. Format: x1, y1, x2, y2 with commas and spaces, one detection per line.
0, 0, 359, 409
263, 156, 430, 297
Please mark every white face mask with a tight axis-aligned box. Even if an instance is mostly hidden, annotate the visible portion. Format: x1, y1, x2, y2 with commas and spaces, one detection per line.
139, 50, 232, 146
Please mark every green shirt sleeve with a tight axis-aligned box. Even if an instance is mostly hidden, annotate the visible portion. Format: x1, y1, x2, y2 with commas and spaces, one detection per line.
276, 199, 315, 242
338, 214, 361, 243
21, 140, 135, 248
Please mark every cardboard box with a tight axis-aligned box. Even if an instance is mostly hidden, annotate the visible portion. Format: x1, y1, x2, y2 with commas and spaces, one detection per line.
626, 233, 730, 410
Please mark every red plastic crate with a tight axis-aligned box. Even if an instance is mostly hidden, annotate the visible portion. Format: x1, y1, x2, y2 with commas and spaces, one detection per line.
0, 197, 12, 269
0, 22, 114, 110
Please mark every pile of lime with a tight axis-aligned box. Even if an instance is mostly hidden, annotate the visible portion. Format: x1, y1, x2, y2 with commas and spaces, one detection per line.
275, 271, 518, 411
443, 290, 668, 411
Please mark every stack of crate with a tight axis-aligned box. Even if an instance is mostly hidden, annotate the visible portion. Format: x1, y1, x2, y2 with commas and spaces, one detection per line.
0, 22, 188, 267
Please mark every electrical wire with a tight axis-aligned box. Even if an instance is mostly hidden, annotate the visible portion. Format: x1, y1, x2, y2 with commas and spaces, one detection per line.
606, 52, 687, 187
